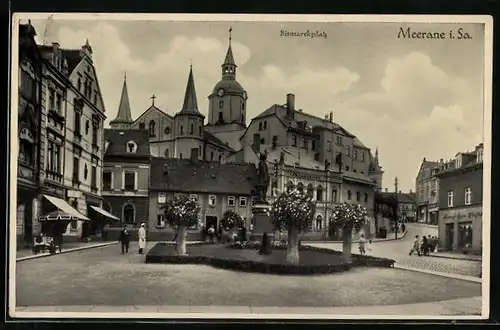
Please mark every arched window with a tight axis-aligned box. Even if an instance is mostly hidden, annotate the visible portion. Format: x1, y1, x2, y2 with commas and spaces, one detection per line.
219, 100, 224, 108
180, 125, 184, 135
364, 192, 369, 203
316, 185, 324, 201
306, 184, 314, 198
218, 154, 222, 162
242, 103, 245, 110
165, 149, 169, 158
286, 181, 294, 192
138, 122, 145, 130
199, 125, 202, 136
315, 215, 323, 231
259, 122, 263, 131
347, 190, 352, 200
190, 124, 194, 135
297, 182, 304, 193
264, 121, 267, 129
356, 191, 360, 202
149, 120, 156, 137
77, 78, 82, 91
123, 203, 135, 225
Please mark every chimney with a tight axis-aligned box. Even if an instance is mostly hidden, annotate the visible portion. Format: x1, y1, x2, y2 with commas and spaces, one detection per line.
423, 157, 426, 162
385, 188, 388, 192
399, 190, 402, 194
286, 93, 295, 118
329, 111, 333, 122
253, 133, 261, 153
190, 148, 198, 162
410, 189, 413, 194
440, 158, 443, 163
272, 135, 278, 149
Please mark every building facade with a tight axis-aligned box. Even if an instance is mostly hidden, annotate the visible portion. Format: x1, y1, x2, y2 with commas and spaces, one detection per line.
436, 144, 483, 253
102, 129, 150, 239
415, 158, 444, 224
16, 21, 43, 246
148, 152, 258, 241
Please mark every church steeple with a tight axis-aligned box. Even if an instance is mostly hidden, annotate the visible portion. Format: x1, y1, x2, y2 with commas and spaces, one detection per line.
221, 27, 237, 80
110, 72, 134, 129
178, 65, 203, 116
374, 147, 380, 167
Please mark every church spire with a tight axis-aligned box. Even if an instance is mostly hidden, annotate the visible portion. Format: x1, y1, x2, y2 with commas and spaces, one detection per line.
110, 72, 133, 129
179, 65, 201, 115
221, 27, 237, 79
374, 147, 380, 166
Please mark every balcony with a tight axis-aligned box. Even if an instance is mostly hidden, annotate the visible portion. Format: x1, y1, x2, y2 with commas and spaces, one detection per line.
45, 169, 63, 184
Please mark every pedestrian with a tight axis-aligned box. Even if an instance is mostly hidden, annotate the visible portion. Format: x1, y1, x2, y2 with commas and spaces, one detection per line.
208, 225, 215, 243
358, 234, 367, 255
401, 223, 406, 234
427, 235, 434, 253
409, 235, 420, 256
172, 225, 178, 242
138, 223, 147, 254
421, 235, 429, 256
119, 225, 130, 254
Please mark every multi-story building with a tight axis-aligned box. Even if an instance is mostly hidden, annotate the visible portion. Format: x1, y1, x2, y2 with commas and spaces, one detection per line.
101, 128, 150, 240
435, 144, 483, 252
415, 158, 444, 224
148, 151, 258, 241
378, 189, 417, 223
16, 20, 43, 247
24, 37, 108, 242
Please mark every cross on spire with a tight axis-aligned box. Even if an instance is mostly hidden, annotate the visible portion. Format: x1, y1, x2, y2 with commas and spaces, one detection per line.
151, 94, 156, 106
229, 26, 232, 45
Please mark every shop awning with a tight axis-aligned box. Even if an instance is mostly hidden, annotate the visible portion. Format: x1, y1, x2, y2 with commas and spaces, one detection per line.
43, 195, 90, 221
90, 205, 120, 221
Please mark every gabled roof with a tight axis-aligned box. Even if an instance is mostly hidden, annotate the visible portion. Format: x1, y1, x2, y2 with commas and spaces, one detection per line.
150, 157, 258, 195
133, 104, 173, 125
204, 131, 234, 151
104, 129, 150, 158
380, 192, 417, 204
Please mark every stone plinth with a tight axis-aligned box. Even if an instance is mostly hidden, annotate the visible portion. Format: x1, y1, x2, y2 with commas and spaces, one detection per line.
250, 202, 274, 242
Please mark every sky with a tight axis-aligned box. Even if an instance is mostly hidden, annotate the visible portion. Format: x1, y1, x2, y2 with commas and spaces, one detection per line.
23, 15, 487, 192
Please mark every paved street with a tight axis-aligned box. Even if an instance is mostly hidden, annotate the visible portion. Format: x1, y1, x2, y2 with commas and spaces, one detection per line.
307, 223, 482, 278
15, 242, 480, 310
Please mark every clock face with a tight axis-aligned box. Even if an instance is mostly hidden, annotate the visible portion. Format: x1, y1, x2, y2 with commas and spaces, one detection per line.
218, 88, 224, 97
242, 91, 248, 100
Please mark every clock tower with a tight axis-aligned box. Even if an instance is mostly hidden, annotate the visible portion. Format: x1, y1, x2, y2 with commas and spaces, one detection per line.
207, 27, 248, 131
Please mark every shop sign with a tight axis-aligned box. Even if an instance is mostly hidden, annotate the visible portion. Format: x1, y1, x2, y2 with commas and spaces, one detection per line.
442, 208, 483, 221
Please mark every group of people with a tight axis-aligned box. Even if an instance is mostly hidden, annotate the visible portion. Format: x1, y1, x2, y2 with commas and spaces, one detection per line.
410, 234, 438, 256
198, 224, 248, 243
119, 223, 147, 255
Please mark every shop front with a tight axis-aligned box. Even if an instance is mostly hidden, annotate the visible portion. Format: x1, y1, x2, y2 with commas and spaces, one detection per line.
438, 205, 483, 252
84, 193, 105, 240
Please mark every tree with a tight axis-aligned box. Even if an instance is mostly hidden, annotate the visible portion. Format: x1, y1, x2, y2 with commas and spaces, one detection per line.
270, 189, 316, 264
162, 194, 201, 255
220, 210, 244, 231
329, 202, 367, 263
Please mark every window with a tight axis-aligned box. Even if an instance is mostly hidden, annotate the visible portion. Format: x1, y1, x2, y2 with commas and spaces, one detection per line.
307, 185, 314, 198
292, 135, 297, 147
345, 145, 350, 156
74, 110, 81, 136
315, 215, 323, 231
347, 190, 352, 201
189, 194, 198, 201
127, 141, 137, 153
260, 138, 265, 145
345, 166, 350, 171
180, 126, 184, 135
239, 197, 247, 207
157, 215, 165, 227
124, 171, 135, 191
447, 191, 454, 207
465, 188, 472, 205
353, 149, 358, 161
311, 140, 316, 151
219, 100, 224, 108
55, 94, 62, 114
332, 189, 337, 202
263, 121, 267, 129
360, 152, 365, 162
165, 149, 170, 158
242, 103, 245, 111
218, 154, 222, 162
149, 120, 156, 137
48, 89, 55, 111
327, 141, 332, 152
316, 186, 323, 201
72, 157, 79, 182
199, 125, 202, 136
180, 153, 183, 159
91, 166, 97, 188
93, 93, 97, 105
364, 192, 369, 203
20, 61, 35, 99
18, 139, 34, 166
209, 195, 216, 206
302, 138, 308, 149
77, 77, 81, 91
47, 140, 61, 174
259, 122, 263, 131
356, 191, 360, 202
210, 151, 214, 161
103, 171, 112, 190
84, 164, 88, 180
92, 124, 98, 145
199, 146, 202, 156
336, 136, 343, 145
85, 120, 90, 135
139, 122, 145, 129
190, 124, 194, 135
218, 112, 223, 122
228, 196, 236, 207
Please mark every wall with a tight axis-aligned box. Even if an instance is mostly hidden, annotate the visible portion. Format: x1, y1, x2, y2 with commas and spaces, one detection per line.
241, 116, 287, 151
438, 167, 483, 209
102, 163, 150, 192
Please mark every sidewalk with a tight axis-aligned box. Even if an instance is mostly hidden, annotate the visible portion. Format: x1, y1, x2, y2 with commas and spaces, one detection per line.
16, 241, 118, 262
13, 296, 482, 318
309, 230, 407, 244
427, 251, 482, 262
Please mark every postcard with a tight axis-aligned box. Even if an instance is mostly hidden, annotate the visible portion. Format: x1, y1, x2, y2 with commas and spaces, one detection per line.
9, 13, 492, 320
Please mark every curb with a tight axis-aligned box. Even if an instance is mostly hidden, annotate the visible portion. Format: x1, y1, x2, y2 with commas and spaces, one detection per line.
394, 264, 482, 283
412, 223, 438, 229
427, 254, 482, 262
16, 242, 119, 262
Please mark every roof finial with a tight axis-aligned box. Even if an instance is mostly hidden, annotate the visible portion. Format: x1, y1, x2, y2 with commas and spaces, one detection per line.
151, 94, 156, 106
190, 58, 193, 69
229, 26, 232, 45
124, 71, 127, 81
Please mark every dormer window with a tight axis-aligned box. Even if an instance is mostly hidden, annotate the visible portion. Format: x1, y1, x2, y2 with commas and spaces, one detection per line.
127, 140, 137, 153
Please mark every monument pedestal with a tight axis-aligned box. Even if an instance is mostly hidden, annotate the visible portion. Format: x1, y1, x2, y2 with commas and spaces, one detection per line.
250, 202, 274, 242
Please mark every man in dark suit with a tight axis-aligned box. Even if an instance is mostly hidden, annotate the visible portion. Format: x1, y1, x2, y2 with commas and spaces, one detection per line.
119, 225, 130, 254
